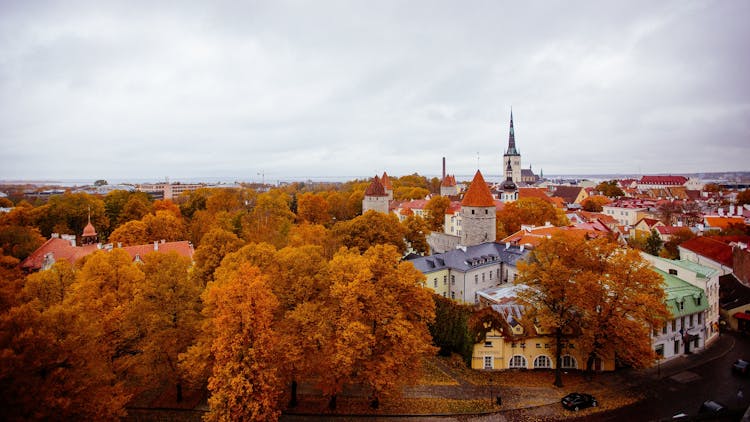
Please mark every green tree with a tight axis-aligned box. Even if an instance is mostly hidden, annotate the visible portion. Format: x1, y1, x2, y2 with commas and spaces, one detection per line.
429, 295, 474, 365
645, 229, 664, 256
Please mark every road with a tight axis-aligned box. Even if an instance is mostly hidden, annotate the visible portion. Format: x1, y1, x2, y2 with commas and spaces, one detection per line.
579, 331, 750, 421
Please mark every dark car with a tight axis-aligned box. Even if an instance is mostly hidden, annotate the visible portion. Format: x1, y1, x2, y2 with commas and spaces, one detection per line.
561, 392, 598, 411
699, 400, 727, 414
732, 359, 750, 375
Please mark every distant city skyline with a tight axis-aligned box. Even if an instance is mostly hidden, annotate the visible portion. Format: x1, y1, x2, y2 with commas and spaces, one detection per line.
1, 1, 749, 180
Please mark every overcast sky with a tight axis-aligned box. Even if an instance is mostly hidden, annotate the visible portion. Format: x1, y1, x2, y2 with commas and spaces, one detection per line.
1, 0, 749, 183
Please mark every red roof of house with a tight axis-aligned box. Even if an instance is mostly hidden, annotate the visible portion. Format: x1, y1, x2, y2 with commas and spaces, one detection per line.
122, 241, 194, 261
550, 186, 585, 204
441, 174, 457, 187
518, 187, 553, 203
21, 238, 98, 271
461, 170, 495, 207
639, 175, 688, 185
364, 175, 388, 196
679, 236, 736, 267
381, 172, 393, 190
21, 238, 194, 272
704, 216, 746, 230
656, 226, 687, 235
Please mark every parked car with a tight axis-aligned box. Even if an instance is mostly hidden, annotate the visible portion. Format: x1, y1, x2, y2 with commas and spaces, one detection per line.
732, 359, 750, 375
699, 400, 727, 414
561, 392, 598, 411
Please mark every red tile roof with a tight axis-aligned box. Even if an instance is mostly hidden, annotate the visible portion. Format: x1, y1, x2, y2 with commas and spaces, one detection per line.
518, 187, 553, 203
21, 238, 194, 272
679, 236, 736, 267
21, 238, 98, 271
656, 226, 687, 235
704, 216, 746, 230
440, 174, 456, 187
364, 175, 388, 196
461, 170, 495, 207
639, 175, 688, 185
123, 241, 194, 261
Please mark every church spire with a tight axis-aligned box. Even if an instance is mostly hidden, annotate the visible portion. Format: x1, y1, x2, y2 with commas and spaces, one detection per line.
506, 109, 519, 156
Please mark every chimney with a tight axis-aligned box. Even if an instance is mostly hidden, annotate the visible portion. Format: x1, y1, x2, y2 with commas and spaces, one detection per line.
154, 241, 158, 251
442, 157, 446, 180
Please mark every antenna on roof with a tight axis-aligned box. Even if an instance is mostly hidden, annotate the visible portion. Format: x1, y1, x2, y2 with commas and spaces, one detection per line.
476, 152, 480, 170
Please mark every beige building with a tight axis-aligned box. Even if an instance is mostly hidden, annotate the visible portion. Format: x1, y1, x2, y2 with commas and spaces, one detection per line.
362, 175, 390, 214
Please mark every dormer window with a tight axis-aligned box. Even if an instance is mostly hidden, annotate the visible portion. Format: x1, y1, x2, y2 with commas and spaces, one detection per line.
669, 269, 678, 275
678, 300, 684, 310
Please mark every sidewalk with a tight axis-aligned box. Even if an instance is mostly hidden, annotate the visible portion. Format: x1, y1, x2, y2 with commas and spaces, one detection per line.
641, 333, 735, 381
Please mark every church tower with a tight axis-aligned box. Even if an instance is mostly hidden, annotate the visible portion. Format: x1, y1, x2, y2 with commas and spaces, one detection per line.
502, 110, 522, 184
81, 212, 98, 246
460, 170, 496, 246
500, 159, 518, 203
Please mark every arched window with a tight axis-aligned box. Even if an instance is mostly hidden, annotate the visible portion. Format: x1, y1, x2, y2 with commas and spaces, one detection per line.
509, 355, 527, 369
561, 355, 577, 369
533, 355, 552, 369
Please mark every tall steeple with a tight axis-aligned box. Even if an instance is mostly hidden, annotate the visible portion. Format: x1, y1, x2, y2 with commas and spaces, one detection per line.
506, 109, 519, 156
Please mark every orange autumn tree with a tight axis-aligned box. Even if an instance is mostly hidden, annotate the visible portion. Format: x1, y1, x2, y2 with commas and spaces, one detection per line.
190, 228, 244, 286
576, 246, 670, 372
515, 234, 595, 388
183, 264, 283, 421
296, 192, 331, 225
131, 251, 202, 403
318, 245, 436, 408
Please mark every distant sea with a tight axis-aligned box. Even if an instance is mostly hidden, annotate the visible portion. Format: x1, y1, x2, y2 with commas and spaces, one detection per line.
1, 171, 748, 187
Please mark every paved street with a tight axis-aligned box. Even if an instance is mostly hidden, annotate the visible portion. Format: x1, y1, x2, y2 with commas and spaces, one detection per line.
576, 331, 750, 421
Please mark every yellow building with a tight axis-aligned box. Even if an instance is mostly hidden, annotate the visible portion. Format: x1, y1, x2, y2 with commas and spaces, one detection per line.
471, 297, 615, 371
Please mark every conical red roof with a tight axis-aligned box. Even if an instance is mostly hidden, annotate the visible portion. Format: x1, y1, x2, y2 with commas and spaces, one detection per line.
381, 172, 393, 190
365, 175, 388, 196
461, 170, 495, 207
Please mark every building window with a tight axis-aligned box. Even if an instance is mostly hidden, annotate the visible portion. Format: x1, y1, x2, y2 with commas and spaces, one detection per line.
669, 269, 678, 275
511, 342, 517, 348
534, 355, 552, 369
434, 278, 437, 288
698, 313, 702, 324
484, 341, 492, 348
536, 343, 541, 348
451, 275, 455, 285
472, 209, 475, 215
544, 344, 550, 349
489, 271, 493, 280
484, 356, 493, 369
443, 275, 447, 285
509, 355, 527, 369
451, 292, 455, 300
655, 344, 664, 358
678, 301, 684, 310
482, 273, 485, 282
475, 274, 478, 284
672, 320, 677, 331
561, 355, 577, 369
442, 292, 446, 297
689, 315, 694, 327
